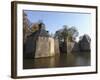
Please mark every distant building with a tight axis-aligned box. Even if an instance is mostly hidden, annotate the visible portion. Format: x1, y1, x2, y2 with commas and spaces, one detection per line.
34, 27, 53, 58
66, 35, 91, 53
59, 35, 91, 53
54, 38, 60, 54
71, 42, 79, 52
79, 35, 91, 51
24, 22, 60, 58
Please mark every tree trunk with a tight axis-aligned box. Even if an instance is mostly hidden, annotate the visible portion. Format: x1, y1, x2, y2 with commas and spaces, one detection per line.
64, 37, 67, 54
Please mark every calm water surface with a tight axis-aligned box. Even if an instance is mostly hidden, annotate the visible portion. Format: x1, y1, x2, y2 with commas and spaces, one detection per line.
23, 52, 90, 69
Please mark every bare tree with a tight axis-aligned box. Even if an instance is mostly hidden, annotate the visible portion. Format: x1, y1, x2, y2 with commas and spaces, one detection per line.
23, 12, 31, 43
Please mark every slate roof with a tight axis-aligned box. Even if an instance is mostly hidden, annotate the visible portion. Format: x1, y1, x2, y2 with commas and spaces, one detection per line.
81, 35, 91, 43
29, 29, 50, 37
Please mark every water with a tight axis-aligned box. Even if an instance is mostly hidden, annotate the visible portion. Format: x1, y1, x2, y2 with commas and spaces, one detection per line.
23, 52, 90, 69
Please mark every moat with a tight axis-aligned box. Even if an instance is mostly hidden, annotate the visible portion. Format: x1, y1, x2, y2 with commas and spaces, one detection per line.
23, 52, 90, 69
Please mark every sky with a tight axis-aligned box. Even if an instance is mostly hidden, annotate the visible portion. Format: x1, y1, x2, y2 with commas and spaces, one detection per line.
24, 10, 91, 41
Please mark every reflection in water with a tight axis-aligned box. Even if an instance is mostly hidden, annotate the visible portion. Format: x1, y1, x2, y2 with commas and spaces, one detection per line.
23, 52, 90, 69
